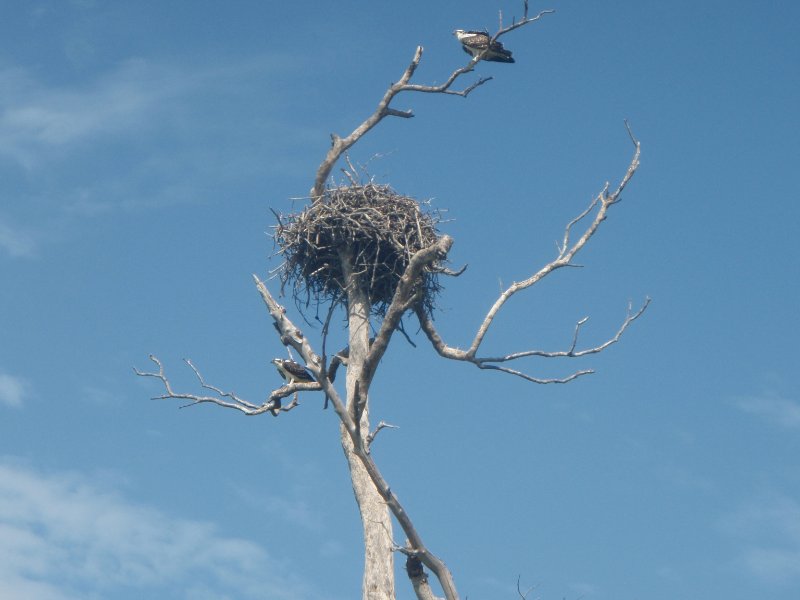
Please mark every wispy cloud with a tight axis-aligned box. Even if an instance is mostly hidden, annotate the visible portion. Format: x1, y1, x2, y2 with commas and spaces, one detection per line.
0, 54, 315, 171
0, 54, 320, 233
0, 217, 36, 258
226, 445, 330, 535
721, 493, 800, 585
230, 483, 324, 533
736, 394, 800, 429
743, 547, 800, 584
0, 60, 190, 169
0, 459, 312, 599
0, 373, 27, 407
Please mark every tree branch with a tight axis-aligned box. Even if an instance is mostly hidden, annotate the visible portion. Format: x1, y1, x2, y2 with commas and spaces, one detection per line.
516, 575, 537, 600
367, 420, 399, 448
478, 299, 650, 364
252, 275, 359, 433
406, 554, 444, 600
468, 133, 641, 357
264, 304, 457, 600
311, 47, 424, 201
311, 8, 553, 201
250, 276, 459, 599
494, 6, 555, 44
133, 355, 318, 416
414, 132, 645, 385
362, 235, 454, 386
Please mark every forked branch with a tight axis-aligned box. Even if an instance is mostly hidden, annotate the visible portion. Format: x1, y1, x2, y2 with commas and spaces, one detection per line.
311, 6, 553, 200
251, 276, 459, 600
253, 276, 358, 433
362, 235, 454, 386
133, 355, 320, 416
415, 131, 646, 384
494, 2, 554, 44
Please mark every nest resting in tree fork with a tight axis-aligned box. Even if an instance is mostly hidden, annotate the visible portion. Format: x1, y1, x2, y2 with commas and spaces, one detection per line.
274, 183, 446, 317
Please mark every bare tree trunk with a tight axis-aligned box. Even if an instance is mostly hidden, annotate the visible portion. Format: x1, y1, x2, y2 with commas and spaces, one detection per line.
341, 250, 395, 600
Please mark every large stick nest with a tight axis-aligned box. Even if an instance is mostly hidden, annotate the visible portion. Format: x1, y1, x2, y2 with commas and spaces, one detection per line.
274, 183, 445, 317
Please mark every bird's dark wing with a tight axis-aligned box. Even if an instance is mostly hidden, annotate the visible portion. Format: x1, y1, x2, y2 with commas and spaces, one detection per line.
484, 47, 515, 63
283, 360, 314, 382
462, 33, 490, 50
489, 38, 508, 51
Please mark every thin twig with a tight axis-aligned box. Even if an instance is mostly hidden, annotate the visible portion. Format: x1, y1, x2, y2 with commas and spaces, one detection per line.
367, 420, 400, 448
516, 575, 537, 600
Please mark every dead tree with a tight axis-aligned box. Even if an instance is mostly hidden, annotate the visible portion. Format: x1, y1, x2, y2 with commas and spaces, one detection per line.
136, 4, 647, 599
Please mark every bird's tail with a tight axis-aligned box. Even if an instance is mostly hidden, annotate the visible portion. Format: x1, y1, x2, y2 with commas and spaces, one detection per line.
495, 50, 515, 63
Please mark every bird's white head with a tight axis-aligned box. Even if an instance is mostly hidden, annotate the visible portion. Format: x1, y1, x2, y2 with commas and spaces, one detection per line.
453, 29, 466, 39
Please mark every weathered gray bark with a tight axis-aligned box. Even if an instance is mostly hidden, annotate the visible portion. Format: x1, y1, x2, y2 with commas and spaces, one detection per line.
340, 249, 395, 600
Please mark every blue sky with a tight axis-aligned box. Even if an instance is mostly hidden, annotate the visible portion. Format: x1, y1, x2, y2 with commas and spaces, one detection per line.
1, 0, 799, 598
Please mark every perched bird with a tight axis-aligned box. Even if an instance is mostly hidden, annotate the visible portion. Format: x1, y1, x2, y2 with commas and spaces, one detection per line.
271, 358, 315, 384
453, 29, 515, 63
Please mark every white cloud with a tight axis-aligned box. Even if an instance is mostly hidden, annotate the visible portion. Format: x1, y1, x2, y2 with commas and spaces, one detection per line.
736, 394, 800, 429
80, 384, 121, 407
0, 60, 183, 169
0, 53, 320, 259
0, 55, 310, 172
0, 54, 319, 228
0, 373, 27, 407
721, 493, 800, 585
0, 459, 311, 599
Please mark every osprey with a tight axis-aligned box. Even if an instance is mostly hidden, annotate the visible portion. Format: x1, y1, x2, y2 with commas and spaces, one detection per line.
453, 29, 515, 63
271, 358, 315, 384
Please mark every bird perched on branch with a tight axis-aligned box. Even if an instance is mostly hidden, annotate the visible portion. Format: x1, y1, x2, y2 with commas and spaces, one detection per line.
453, 29, 515, 63
271, 358, 315, 384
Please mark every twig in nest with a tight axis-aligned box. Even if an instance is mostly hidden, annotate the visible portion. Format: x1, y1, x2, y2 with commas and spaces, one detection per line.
273, 181, 447, 319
